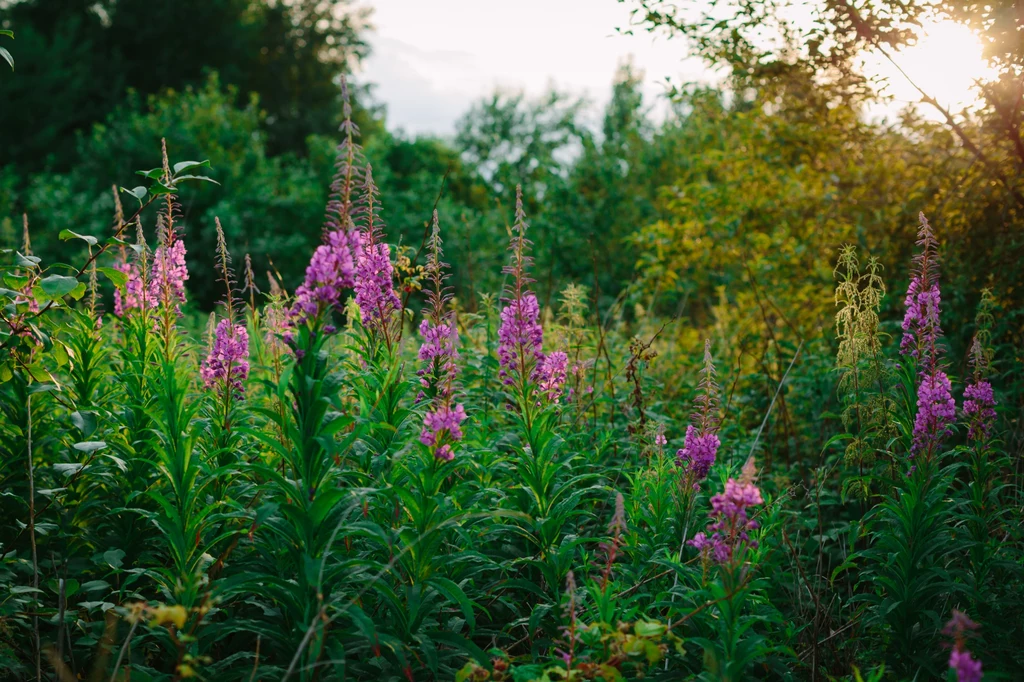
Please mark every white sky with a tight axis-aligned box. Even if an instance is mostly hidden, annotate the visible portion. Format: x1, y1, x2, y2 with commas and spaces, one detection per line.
359, 0, 707, 136
358, 0, 996, 137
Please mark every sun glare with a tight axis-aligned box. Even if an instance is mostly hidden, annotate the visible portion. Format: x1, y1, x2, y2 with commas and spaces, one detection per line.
868, 19, 1000, 114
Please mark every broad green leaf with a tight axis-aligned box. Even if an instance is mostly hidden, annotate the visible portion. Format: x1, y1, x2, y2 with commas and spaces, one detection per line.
71, 411, 97, 437
135, 168, 164, 180
172, 160, 210, 174
121, 185, 148, 201
102, 549, 125, 569
2, 273, 28, 289
97, 266, 128, 288
68, 282, 87, 301
53, 463, 84, 476
58, 229, 98, 246
72, 441, 107, 453
39, 274, 80, 299
16, 252, 40, 268
173, 174, 220, 186
25, 363, 53, 384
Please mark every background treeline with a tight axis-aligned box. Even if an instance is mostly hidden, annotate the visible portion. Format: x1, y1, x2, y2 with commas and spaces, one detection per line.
1, 0, 1021, 458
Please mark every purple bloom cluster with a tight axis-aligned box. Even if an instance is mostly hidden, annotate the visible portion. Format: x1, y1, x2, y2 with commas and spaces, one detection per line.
912, 370, 956, 456
417, 212, 467, 461
417, 319, 458, 394
353, 235, 400, 332
290, 229, 358, 325
113, 262, 150, 317
689, 477, 763, 563
963, 380, 996, 442
949, 649, 983, 682
536, 351, 569, 403
497, 293, 544, 386
200, 318, 250, 397
944, 610, 983, 682
677, 425, 721, 481
419, 403, 468, 457
676, 340, 721, 485
903, 215, 956, 459
900, 276, 942, 359
149, 238, 188, 312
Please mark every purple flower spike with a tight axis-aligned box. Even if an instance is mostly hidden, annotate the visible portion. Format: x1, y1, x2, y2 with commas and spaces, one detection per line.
497, 293, 544, 386
290, 229, 358, 325
354, 234, 400, 332
149, 237, 188, 313
200, 318, 250, 397
689, 470, 763, 564
911, 370, 956, 456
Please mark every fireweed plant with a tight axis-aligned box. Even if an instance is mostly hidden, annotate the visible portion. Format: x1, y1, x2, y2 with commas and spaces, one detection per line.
1, 93, 1022, 682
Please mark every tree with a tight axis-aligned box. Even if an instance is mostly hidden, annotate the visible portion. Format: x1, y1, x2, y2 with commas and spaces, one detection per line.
0, 0, 372, 170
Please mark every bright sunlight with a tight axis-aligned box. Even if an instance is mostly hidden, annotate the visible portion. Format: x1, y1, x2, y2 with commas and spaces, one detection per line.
869, 18, 1000, 113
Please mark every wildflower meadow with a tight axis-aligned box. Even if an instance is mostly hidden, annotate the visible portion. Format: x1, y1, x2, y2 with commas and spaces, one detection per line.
2, 2, 1024, 680
2, 88, 1021, 681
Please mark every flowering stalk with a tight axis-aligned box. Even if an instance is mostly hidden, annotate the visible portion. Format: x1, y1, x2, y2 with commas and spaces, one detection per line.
353, 165, 401, 350
416, 212, 467, 461
902, 214, 954, 460
943, 610, 983, 682
963, 337, 996, 443
323, 75, 364, 237
690, 458, 763, 564
201, 220, 250, 404
497, 186, 553, 411
599, 493, 627, 593
557, 571, 581, 671
676, 340, 721, 488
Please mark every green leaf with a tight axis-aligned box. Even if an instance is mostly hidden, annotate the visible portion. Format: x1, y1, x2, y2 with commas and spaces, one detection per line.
103, 549, 125, 569
53, 463, 84, 476
173, 174, 220, 186
120, 186, 148, 201
97, 267, 128, 288
16, 252, 40, 268
68, 282, 87, 301
25, 363, 53, 384
72, 441, 107, 453
3, 273, 28, 289
172, 160, 210, 174
38, 274, 80, 300
71, 411, 97, 437
135, 168, 164, 180
59, 230, 98, 246
0, 46, 12, 71
148, 180, 176, 196
0, 30, 13, 38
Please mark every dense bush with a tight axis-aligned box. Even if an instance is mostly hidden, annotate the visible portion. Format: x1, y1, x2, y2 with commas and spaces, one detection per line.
1, 91, 1021, 681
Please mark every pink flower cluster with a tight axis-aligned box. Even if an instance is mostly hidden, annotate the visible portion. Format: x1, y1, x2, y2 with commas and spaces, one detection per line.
676, 340, 721, 485
419, 404, 467, 461
677, 425, 721, 482
900, 275, 941, 360
497, 294, 544, 386
113, 262, 148, 317
417, 319, 458, 389
943, 610, 983, 682
963, 380, 996, 442
200, 319, 250, 397
353, 236, 400, 332
417, 317, 467, 461
536, 351, 569, 403
911, 370, 956, 456
290, 229, 358, 325
149, 238, 189, 312
690, 477, 763, 564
